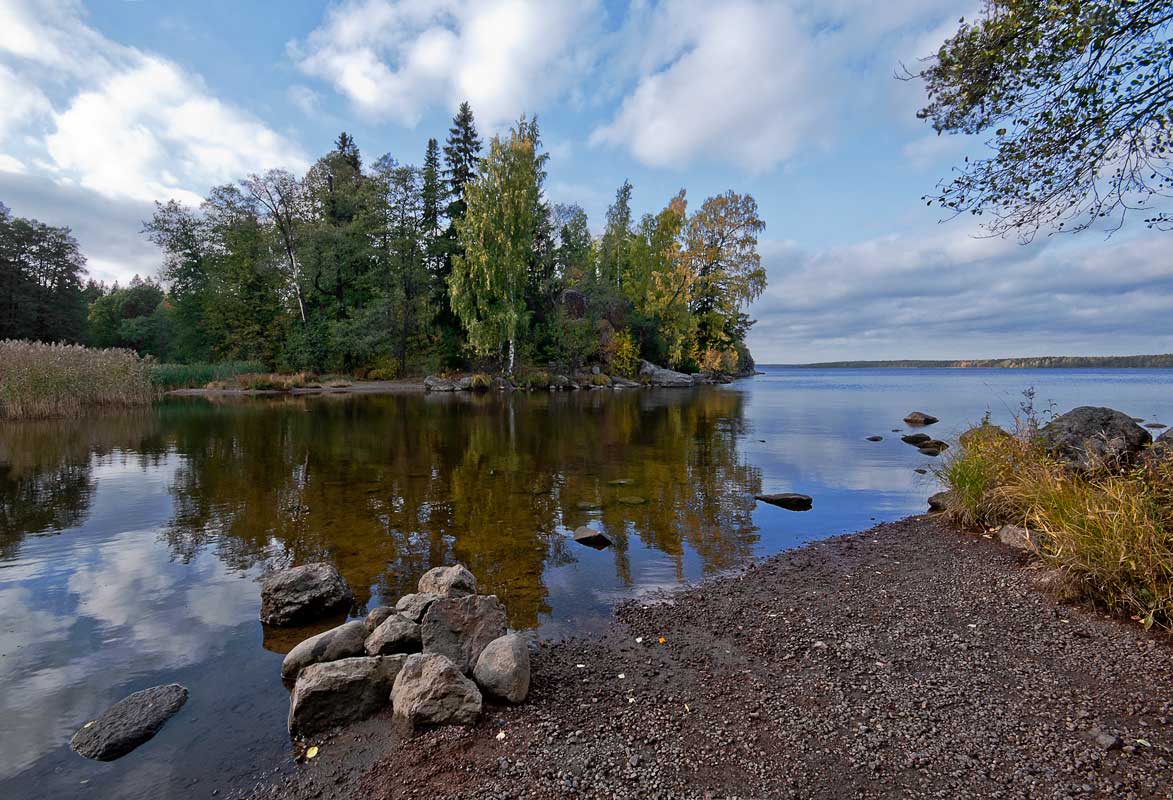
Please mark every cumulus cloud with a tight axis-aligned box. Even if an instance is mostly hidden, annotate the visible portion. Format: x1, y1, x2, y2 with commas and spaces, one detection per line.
289, 0, 601, 127
746, 227, 1173, 362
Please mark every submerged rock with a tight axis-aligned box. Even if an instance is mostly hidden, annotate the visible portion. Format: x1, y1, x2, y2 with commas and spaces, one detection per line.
71, 684, 189, 761
288, 656, 405, 737
260, 563, 353, 627
421, 595, 507, 674
391, 653, 482, 729
418, 564, 477, 598
365, 613, 422, 655
281, 620, 367, 681
473, 634, 531, 704
395, 592, 439, 624
755, 493, 813, 511
638, 360, 694, 388
1040, 406, 1151, 470
904, 411, 939, 426
572, 525, 612, 549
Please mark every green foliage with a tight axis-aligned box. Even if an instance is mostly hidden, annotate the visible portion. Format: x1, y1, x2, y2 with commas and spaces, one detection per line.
915, 0, 1173, 236
0, 340, 154, 418
0, 204, 88, 344
150, 360, 265, 391
517, 370, 550, 390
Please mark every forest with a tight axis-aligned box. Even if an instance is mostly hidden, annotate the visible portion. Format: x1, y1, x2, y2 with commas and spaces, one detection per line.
0, 102, 766, 380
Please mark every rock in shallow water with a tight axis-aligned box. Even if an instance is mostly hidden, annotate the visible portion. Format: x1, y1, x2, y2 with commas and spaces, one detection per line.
572, 525, 612, 549
904, 411, 939, 426
260, 563, 353, 627
901, 433, 932, 446
866, 435, 883, 442
392, 653, 482, 728
473, 634, 531, 704
417, 564, 477, 597
754, 493, 813, 511
421, 595, 507, 674
288, 655, 406, 737
71, 684, 189, 761
281, 620, 367, 681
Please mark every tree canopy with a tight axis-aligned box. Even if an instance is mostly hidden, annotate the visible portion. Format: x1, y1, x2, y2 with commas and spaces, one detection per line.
914, 0, 1173, 238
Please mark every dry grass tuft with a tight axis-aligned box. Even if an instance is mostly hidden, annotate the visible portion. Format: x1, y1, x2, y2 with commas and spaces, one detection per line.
0, 339, 155, 419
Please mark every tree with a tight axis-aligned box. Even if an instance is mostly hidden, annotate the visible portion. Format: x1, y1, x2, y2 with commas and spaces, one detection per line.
912, 0, 1173, 238
449, 117, 544, 372
443, 101, 482, 224
242, 169, 309, 323
0, 204, 88, 343
553, 203, 592, 286
599, 180, 633, 289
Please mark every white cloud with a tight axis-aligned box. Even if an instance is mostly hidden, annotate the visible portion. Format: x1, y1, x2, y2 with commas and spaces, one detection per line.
0, 153, 26, 173
290, 0, 601, 127
0, 63, 50, 138
288, 83, 322, 115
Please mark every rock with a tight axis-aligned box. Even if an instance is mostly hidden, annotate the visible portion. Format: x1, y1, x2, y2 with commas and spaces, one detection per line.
618, 495, 647, 505
575, 501, 600, 511
473, 634, 531, 703
914, 468, 928, 475
364, 606, 396, 633
551, 374, 571, 390
1040, 406, 1151, 470
866, 435, 883, 442
927, 491, 954, 512
395, 592, 439, 623
572, 526, 612, 549
638, 360, 694, 388
611, 376, 640, 389
591, 365, 601, 375
959, 423, 1011, 448
424, 375, 457, 392
456, 376, 473, 391
901, 433, 932, 446
607, 478, 634, 486
260, 563, 353, 627
288, 655, 406, 737
918, 447, 943, 457
918, 440, 949, 456
996, 524, 1037, 553
281, 620, 368, 681
1089, 729, 1123, 751
365, 613, 421, 655
391, 653, 482, 729
1145, 422, 1167, 429
421, 595, 507, 674
904, 411, 939, 426
418, 564, 477, 597
71, 684, 189, 761
755, 493, 813, 511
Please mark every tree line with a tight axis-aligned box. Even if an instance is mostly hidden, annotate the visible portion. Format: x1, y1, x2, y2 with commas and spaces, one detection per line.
1, 102, 766, 377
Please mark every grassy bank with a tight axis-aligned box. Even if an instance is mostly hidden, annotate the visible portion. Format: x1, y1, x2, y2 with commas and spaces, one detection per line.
150, 360, 266, 391
938, 421, 1173, 629
0, 340, 155, 419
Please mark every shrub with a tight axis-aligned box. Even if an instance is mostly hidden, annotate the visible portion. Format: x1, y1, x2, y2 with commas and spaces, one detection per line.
0, 340, 154, 419
589, 372, 611, 386
609, 329, 639, 377
518, 371, 550, 390
470, 373, 493, 391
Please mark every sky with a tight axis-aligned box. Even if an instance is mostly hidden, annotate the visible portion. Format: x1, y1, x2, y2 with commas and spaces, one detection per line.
1, 0, 1171, 363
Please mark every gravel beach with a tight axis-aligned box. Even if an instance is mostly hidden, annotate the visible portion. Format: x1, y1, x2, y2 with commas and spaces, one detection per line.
241, 515, 1173, 800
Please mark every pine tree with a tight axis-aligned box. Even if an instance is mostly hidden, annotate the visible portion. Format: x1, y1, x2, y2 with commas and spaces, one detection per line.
421, 138, 443, 239
443, 102, 482, 224
334, 131, 362, 173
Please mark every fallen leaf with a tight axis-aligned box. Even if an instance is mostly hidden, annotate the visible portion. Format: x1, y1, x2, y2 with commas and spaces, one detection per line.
684, 704, 690, 712
496, 731, 506, 741
306, 746, 319, 760
658, 636, 666, 644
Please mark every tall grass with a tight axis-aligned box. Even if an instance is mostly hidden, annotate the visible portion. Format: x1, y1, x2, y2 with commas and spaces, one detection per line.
0, 340, 154, 419
938, 420, 1173, 629
151, 360, 266, 391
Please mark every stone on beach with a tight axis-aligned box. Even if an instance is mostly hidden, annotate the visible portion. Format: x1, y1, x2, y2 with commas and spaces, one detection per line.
904, 411, 939, 425
260, 563, 353, 627
71, 684, 189, 761
755, 493, 813, 511
927, 491, 954, 512
391, 653, 483, 729
996, 524, 1037, 553
281, 620, 367, 681
421, 594, 508, 674
364, 605, 396, 633
1039, 406, 1151, 470
418, 564, 478, 597
638, 360, 694, 387
288, 656, 406, 737
364, 613, 422, 655
473, 634, 531, 704
395, 592, 440, 623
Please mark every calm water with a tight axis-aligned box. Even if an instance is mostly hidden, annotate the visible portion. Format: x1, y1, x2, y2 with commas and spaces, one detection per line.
2, 368, 1172, 799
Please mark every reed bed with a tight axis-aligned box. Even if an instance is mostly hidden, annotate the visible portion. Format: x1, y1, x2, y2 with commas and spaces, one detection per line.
0, 340, 155, 419
150, 360, 266, 390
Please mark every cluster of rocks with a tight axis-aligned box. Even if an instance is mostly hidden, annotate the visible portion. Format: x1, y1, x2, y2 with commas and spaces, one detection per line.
263, 563, 531, 739
423, 360, 738, 393
901, 432, 949, 456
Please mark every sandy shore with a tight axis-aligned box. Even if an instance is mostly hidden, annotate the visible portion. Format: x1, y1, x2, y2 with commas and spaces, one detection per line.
237, 515, 1173, 800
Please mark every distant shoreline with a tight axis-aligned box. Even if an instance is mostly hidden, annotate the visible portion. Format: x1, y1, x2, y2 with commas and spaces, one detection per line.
771, 354, 1173, 369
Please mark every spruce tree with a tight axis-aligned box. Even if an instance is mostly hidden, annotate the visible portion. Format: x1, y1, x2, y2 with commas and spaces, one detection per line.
443, 102, 482, 224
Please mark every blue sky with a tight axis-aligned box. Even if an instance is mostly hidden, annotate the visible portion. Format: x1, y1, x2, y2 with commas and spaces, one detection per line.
1, 0, 1171, 362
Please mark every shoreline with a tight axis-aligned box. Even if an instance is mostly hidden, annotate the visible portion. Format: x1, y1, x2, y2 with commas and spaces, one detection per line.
166, 379, 427, 397
235, 514, 1173, 800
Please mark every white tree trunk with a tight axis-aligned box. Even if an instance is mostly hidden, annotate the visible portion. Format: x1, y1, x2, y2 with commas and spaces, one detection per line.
508, 338, 515, 374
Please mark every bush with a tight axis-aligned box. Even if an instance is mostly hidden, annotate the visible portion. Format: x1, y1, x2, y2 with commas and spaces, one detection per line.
518, 371, 550, 390
470, 373, 493, 391
589, 372, 611, 386
609, 329, 639, 377
938, 418, 1173, 629
0, 340, 155, 418
151, 360, 265, 390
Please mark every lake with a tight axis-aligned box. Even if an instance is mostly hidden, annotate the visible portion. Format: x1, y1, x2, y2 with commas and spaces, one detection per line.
2, 367, 1171, 799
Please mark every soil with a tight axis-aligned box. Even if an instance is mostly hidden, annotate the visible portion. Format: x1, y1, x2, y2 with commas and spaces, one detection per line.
237, 515, 1173, 800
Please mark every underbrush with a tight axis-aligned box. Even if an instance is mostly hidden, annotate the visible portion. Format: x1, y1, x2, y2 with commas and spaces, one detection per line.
206, 372, 314, 391
151, 360, 265, 390
937, 419, 1173, 629
0, 340, 154, 418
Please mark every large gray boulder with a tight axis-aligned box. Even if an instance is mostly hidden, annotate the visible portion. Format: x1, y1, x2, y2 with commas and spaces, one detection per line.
473, 634, 531, 704
364, 605, 396, 633
395, 592, 439, 623
424, 375, 456, 392
421, 594, 507, 674
287, 655, 406, 737
391, 653, 482, 728
638, 360, 694, 388
364, 613, 421, 655
417, 564, 477, 597
1040, 406, 1151, 470
280, 620, 367, 681
260, 563, 353, 627
71, 684, 188, 761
